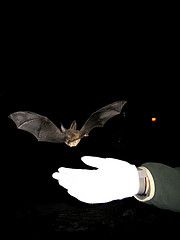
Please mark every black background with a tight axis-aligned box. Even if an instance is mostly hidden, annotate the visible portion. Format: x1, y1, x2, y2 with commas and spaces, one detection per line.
2, 4, 179, 238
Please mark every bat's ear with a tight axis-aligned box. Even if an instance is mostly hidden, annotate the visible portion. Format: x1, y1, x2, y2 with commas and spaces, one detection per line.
121, 100, 127, 106
70, 120, 77, 130
60, 123, 66, 133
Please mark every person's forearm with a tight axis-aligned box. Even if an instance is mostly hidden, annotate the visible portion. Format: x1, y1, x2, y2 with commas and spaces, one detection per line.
135, 163, 180, 212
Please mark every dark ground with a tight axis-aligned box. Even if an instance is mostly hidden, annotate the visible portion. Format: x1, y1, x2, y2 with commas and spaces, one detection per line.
15, 199, 179, 238
2, 6, 179, 238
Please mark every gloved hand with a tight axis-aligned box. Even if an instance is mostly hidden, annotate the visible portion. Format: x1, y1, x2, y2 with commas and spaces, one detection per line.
52, 156, 139, 204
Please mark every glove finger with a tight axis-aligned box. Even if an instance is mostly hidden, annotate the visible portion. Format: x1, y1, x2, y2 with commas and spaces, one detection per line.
67, 184, 96, 203
68, 186, 112, 204
81, 156, 106, 168
52, 172, 60, 180
55, 172, 76, 189
68, 190, 94, 203
56, 171, 91, 190
52, 172, 72, 189
58, 167, 94, 177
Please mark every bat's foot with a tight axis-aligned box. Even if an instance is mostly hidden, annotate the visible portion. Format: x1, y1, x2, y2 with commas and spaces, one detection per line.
65, 139, 81, 147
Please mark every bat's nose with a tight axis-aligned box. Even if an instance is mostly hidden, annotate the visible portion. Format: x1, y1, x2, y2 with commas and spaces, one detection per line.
65, 138, 70, 143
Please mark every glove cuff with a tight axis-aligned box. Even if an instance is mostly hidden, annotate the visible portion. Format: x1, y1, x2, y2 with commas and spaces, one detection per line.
137, 168, 148, 194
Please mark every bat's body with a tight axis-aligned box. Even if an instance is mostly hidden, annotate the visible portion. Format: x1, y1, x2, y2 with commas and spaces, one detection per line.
9, 101, 127, 147
61, 121, 81, 147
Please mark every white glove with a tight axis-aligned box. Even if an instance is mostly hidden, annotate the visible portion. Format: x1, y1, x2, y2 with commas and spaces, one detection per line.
52, 156, 139, 204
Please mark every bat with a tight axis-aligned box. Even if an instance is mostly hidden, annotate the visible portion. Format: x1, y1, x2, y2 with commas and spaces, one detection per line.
8, 100, 127, 147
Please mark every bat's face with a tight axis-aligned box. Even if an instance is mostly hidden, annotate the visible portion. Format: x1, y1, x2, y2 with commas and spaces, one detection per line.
64, 129, 81, 147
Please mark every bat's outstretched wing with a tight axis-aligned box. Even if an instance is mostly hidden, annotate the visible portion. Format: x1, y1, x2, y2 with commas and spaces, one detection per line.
9, 111, 65, 143
79, 100, 127, 138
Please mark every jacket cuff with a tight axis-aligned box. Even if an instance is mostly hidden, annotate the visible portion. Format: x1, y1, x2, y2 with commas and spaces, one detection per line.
134, 166, 155, 202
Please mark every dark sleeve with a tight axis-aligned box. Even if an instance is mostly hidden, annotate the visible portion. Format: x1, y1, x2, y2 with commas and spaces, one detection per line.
134, 162, 180, 212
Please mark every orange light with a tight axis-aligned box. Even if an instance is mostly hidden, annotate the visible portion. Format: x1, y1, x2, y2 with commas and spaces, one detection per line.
152, 117, 156, 122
